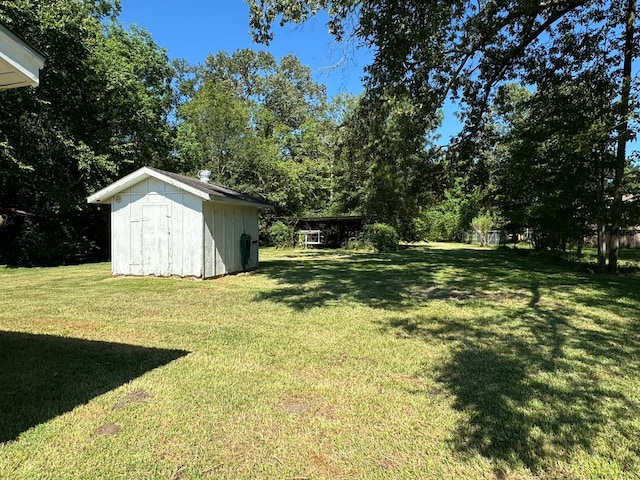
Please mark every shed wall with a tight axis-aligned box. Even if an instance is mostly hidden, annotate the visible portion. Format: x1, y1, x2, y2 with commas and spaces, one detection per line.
203, 202, 260, 278
111, 178, 203, 277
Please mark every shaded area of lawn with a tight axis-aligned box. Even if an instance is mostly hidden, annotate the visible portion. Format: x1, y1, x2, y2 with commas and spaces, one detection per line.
257, 246, 535, 310
259, 245, 640, 475
429, 318, 637, 474
0, 331, 187, 443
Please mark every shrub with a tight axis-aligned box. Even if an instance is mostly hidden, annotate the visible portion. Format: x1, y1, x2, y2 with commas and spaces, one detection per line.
413, 182, 481, 242
414, 206, 468, 242
343, 236, 370, 250
269, 221, 295, 249
471, 211, 497, 246
365, 223, 399, 252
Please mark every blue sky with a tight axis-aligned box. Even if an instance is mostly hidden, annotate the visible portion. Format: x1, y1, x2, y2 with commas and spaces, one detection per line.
116, 2, 640, 155
118, 0, 370, 98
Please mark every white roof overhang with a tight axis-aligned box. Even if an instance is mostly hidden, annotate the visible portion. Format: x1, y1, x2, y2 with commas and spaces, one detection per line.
0, 23, 45, 90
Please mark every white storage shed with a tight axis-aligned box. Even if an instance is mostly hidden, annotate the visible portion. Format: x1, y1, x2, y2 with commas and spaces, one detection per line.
87, 167, 271, 278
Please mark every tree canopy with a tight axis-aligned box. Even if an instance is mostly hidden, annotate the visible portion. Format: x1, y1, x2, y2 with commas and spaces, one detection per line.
248, 1, 632, 119
248, 0, 639, 271
2, 0, 639, 267
0, 0, 174, 264
175, 49, 340, 217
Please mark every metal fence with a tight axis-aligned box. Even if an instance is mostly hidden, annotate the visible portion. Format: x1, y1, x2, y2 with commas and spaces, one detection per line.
462, 230, 509, 246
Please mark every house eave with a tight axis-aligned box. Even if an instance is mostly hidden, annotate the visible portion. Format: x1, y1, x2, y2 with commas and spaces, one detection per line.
0, 23, 45, 90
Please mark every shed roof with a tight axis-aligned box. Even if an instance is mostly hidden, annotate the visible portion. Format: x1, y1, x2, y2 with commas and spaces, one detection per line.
0, 22, 45, 90
87, 166, 272, 209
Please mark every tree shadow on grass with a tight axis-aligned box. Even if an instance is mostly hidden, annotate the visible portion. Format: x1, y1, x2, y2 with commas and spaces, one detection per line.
383, 276, 640, 474
255, 246, 556, 311
437, 343, 621, 473
0, 331, 187, 443
258, 245, 640, 472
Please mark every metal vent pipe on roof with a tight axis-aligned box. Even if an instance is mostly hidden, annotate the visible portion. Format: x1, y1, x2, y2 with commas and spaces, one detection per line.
198, 170, 211, 183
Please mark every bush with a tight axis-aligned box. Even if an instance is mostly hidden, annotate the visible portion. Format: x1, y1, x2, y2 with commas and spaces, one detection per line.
269, 221, 295, 249
470, 211, 497, 246
365, 223, 399, 252
427, 209, 463, 241
413, 182, 481, 242
343, 236, 370, 250
414, 206, 468, 242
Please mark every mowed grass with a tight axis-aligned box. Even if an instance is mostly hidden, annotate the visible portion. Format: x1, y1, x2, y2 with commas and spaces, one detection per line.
1, 244, 639, 479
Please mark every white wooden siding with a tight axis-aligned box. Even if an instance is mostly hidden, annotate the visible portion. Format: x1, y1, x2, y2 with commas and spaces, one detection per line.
203, 202, 260, 278
111, 178, 203, 277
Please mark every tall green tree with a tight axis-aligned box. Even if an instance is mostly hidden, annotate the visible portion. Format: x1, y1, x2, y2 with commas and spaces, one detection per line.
0, 0, 174, 264
175, 49, 337, 217
491, 76, 618, 252
331, 93, 442, 236
609, 0, 636, 271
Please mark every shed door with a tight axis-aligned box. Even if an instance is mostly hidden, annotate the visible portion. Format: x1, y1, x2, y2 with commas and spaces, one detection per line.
130, 205, 171, 275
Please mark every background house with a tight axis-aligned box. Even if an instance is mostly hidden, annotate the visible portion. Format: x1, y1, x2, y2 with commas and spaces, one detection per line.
87, 167, 271, 278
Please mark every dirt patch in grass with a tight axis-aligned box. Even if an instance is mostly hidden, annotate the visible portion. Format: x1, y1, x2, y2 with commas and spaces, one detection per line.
404, 285, 530, 303
112, 389, 152, 411
278, 394, 338, 422
404, 284, 486, 301
379, 454, 404, 471
281, 397, 311, 414
93, 423, 120, 437
308, 450, 344, 479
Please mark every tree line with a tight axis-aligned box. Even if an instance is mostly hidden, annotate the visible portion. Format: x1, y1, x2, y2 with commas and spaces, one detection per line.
250, 0, 639, 273
1, 0, 638, 273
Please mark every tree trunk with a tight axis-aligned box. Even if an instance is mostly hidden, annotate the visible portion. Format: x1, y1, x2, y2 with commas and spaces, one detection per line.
598, 222, 607, 271
608, 224, 619, 273
597, 146, 607, 270
608, 0, 635, 274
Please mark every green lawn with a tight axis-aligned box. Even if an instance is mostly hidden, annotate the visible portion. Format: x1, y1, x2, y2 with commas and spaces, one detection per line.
1, 244, 639, 479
